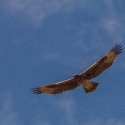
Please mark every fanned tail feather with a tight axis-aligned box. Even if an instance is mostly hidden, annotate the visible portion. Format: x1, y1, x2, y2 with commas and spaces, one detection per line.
83, 81, 99, 93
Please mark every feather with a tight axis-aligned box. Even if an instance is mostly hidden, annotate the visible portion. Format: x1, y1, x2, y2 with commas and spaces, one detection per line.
31, 79, 79, 95
31, 44, 123, 95
81, 44, 123, 80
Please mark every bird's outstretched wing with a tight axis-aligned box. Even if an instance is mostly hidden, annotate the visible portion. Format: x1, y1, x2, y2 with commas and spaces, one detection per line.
81, 44, 123, 80
31, 79, 79, 95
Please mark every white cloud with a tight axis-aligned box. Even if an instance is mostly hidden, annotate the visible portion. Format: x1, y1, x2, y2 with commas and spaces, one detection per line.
35, 119, 49, 125
100, 1, 124, 44
57, 97, 78, 125
42, 52, 60, 61
2, 0, 106, 27
1, 0, 86, 27
0, 91, 20, 125
55, 96, 125, 125
119, 61, 125, 68
84, 118, 125, 125
102, 18, 121, 33
101, 17, 124, 43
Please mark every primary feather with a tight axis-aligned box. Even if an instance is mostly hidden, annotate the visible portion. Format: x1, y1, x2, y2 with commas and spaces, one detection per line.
31, 44, 123, 95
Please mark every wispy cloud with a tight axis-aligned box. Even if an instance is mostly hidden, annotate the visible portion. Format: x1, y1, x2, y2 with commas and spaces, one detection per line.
53, 96, 125, 125
119, 61, 125, 68
0, 91, 20, 125
100, 0, 125, 44
1, 0, 86, 27
57, 97, 78, 125
84, 118, 125, 125
101, 17, 124, 43
42, 52, 60, 61
35, 119, 49, 125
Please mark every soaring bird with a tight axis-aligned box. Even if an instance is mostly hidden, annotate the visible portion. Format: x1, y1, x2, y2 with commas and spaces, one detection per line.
31, 44, 123, 95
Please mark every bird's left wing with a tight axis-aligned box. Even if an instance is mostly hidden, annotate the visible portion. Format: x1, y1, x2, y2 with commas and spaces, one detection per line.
31, 78, 79, 95
81, 44, 123, 80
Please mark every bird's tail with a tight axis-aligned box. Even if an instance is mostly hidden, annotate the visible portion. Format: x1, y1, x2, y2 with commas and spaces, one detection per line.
83, 81, 99, 93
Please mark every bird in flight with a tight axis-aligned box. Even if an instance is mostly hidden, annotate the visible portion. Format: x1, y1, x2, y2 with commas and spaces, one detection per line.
31, 44, 123, 95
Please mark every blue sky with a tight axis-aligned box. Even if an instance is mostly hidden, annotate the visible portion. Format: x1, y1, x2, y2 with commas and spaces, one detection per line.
0, 0, 125, 125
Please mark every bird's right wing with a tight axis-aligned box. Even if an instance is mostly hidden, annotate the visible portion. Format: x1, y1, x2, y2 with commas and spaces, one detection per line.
31, 78, 79, 95
81, 44, 123, 80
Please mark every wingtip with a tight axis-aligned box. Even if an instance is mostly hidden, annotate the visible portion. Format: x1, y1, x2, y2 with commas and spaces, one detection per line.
31, 87, 41, 95
110, 44, 123, 54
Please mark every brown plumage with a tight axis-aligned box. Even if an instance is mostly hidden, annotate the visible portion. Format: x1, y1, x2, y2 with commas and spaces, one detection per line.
31, 44, 123, 95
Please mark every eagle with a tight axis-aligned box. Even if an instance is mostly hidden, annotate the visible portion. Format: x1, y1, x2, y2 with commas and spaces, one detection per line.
31, 44, 123, 95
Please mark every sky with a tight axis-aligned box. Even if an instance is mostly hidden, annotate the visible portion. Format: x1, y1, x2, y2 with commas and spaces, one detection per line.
0, 0, 125, 125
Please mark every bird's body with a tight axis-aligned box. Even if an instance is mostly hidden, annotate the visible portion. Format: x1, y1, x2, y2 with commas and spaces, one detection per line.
31, 44, 123, 95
